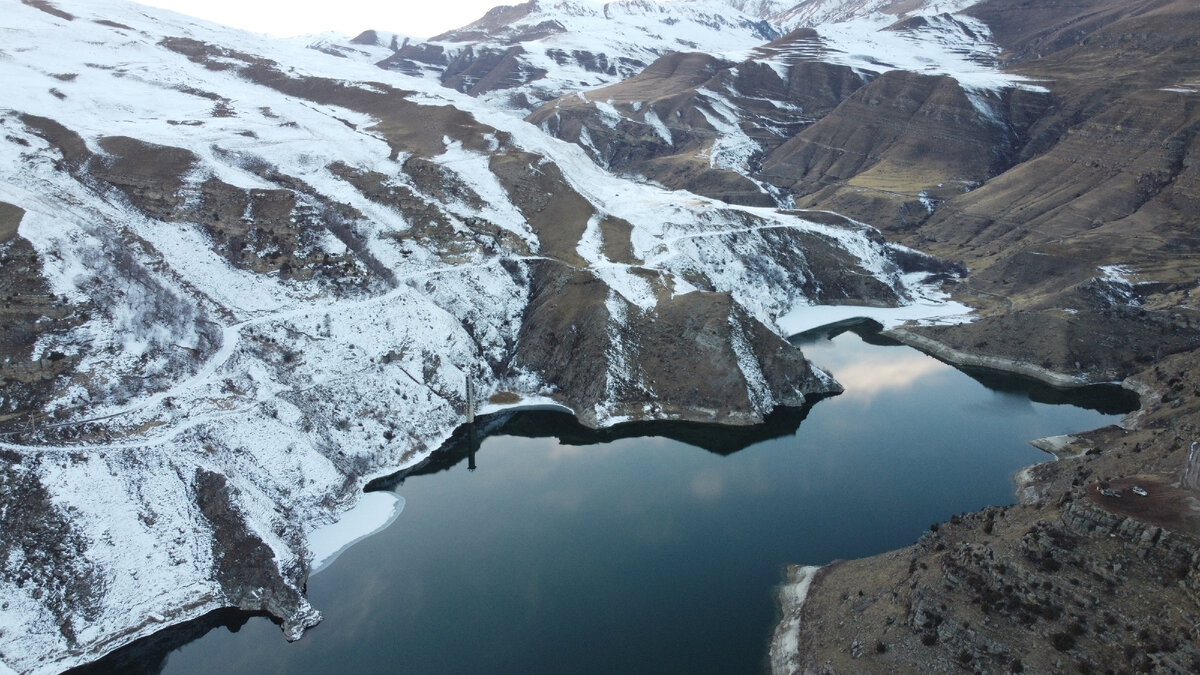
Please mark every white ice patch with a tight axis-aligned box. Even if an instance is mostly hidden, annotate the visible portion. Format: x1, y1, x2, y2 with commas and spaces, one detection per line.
770, 565, 822, 674
576, 215, 658, 310
576, 125, 607, 168
810, 12, 1047, 94
475, 395, 574, 418
695, 88, 761, 172
308, 491, 406, 574
777, 281, 975, 337
1095, 264, 1141, 307
593, 100, 623, 129
728, 311, 771, 410
642, 107, 674, 145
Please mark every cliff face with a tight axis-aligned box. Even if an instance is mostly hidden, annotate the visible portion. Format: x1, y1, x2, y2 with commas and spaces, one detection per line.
526, 40, 872, 206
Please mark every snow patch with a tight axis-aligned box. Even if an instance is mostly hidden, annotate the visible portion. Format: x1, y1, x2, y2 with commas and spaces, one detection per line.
642, 107, 674, 145
770, 564, 822, 674
778, 276, 974, 337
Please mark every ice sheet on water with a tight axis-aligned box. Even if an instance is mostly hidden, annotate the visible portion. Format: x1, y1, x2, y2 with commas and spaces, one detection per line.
308, 492, 407, 574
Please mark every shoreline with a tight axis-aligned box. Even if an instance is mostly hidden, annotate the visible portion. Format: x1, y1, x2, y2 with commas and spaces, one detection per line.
39, 311, 1134, 674
881, 327, 1091, 388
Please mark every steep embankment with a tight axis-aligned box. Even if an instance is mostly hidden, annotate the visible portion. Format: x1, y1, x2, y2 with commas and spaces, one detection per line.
526, 34, 872, 206
889, 0, 1200, 381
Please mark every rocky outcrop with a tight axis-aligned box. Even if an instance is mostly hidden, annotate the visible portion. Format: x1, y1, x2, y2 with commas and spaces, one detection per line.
193, 469, 319, 640
775, 481, 1200, 674
0, 202, 86, 432
0, 458, 102, 648
527, 44, 871, 206
516, 260, 839, 427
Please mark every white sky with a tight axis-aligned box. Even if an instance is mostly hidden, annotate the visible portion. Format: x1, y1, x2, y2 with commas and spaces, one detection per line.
135, 0, 608, 40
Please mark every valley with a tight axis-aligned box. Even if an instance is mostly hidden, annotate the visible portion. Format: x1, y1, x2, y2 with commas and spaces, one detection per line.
0, 0, 1198, 672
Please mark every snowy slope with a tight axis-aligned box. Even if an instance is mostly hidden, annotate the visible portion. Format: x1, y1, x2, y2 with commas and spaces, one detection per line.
771, 0, 979, 31
0, 0, 970, 672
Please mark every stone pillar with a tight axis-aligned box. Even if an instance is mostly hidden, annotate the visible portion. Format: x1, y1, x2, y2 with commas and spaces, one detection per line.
465, 375, 475, 425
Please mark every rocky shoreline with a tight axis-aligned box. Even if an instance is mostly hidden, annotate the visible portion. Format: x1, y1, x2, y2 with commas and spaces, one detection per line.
770, 328, 1200, 674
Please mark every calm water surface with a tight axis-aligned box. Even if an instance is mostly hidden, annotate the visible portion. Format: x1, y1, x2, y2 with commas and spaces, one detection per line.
88, 324, 1135, 674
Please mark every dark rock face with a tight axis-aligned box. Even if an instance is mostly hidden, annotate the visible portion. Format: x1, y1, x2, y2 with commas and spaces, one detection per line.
193, 469, 318, 640
0, 203, 86, 430
516, 260, 838, 428
761, 70, 1053, 219
0, 457, 101, 646
515, 261, 614, 420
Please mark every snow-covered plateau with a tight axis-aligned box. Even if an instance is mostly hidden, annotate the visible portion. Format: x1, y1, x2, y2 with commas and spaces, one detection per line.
0, 0, 972, 672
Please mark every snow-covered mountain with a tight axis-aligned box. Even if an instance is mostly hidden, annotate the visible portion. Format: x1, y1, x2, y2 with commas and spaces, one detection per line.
337, 0, 779, 113
8, 0, 1196, 670
0, 0, 962, 671
325, 0, 987, 115
527, 0, 1044, 206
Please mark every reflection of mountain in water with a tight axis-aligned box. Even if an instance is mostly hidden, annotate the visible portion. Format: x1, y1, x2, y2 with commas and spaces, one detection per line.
71, 400, 828, 674
66, 609, 268, 675
366, 402, 825, 491
791, 318, 1140, 416
956, 367, 1140, 416
790, 318, 904, 347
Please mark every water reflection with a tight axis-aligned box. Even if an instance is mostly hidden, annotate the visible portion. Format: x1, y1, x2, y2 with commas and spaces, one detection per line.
366, 404, 825, 493
76, 324, 1138, 675
960, 366, 1141, 415
68, 610, 268, 675
792, 318, 1138, 415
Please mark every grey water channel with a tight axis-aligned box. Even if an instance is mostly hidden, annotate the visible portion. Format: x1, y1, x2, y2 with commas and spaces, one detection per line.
80, 321, 1137, 674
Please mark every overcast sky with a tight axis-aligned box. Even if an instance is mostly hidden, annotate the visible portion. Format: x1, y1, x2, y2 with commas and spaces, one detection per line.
136, 0, 608, 39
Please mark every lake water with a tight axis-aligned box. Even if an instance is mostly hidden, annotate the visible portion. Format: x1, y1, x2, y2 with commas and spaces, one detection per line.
78, 322, 1136, 674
